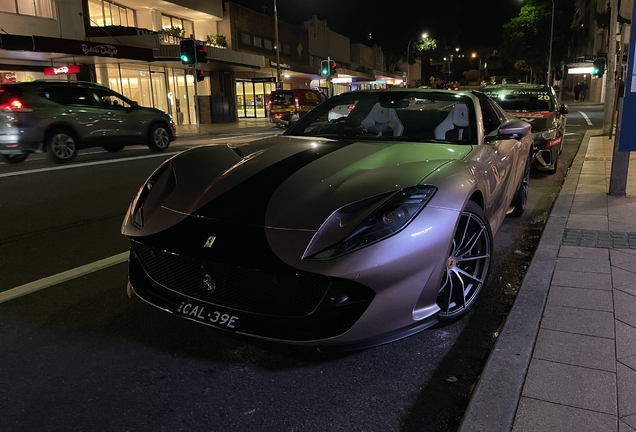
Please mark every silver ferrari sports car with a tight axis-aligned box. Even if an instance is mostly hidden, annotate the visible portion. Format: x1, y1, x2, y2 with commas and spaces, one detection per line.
122, 89, 533, 351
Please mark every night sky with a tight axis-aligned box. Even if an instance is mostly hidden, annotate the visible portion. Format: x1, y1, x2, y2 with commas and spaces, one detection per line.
229, 0, 524, 52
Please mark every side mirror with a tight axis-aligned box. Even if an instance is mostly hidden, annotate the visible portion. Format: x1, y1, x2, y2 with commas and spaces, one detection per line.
488, 118, 531, 141
559, 104, 569, 115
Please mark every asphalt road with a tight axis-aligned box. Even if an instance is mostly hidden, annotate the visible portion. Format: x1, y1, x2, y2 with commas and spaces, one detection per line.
0, 107, 599, 431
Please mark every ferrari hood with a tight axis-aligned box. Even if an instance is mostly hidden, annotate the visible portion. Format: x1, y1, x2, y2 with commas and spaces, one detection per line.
162, 136, 472, 230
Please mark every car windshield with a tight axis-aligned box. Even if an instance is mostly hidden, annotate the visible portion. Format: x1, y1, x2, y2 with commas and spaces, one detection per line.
271, 91, 294, 105
284, 91, 476, 144
483, 88, 554, 112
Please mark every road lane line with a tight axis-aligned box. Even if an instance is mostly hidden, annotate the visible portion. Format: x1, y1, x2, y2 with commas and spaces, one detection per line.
0, 152, 181, 178
0, 252, 129, 304
578, 111, 593, 125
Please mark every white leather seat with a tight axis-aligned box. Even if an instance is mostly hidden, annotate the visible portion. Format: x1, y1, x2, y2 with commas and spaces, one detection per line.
360, 103, 404, 136
434, 103, 470, 141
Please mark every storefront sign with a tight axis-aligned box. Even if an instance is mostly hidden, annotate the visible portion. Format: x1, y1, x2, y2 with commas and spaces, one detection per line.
251, 77, 276, 83
44, 65, 81, 76
32, 36, 154, 62
0, 34, 34, 51
267, 59, 291, 69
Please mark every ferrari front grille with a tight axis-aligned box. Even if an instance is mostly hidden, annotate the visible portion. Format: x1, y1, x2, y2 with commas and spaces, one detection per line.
132, 242, 330, 317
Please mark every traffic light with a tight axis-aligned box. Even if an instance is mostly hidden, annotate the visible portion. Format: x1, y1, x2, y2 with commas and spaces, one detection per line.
196, 69, 205, 82
179, 39, 196, 65
196, 42, 207, 64
320, 59, 329, 76
593, 58, 605, 77
329, 59, 337, 76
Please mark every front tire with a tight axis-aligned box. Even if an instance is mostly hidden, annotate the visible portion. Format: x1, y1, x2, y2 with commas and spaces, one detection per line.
509, 152, 532, 217
1, 153, 28, 164
437, 201, 493, 320
147, 123, 170, 152
46, 128, 77, 163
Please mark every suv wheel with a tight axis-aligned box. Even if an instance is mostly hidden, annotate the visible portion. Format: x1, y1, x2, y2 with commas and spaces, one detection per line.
46, 128, 77, 163
148, 123, 170, 152
1, 153, 29, 164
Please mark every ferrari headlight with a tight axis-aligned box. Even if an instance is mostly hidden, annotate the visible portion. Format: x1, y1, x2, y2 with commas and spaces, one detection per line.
130, 162, 176, 229
309, 185, 437, 260
534, 129, 557, 141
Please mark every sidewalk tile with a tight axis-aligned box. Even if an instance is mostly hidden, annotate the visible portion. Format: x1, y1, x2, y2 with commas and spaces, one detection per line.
619, 355, 636, 373
611, 249, 636, 266
547, 286, 613, 311
625, 415, 636, 431
612, 267, 636, 291
541, 305, 614, 338
521, 359, 616, 415
566, 214, 609, 231
616, 320, 636, 360
615, 290, 636, 318
551, 270, 612, 290
512, 398, 616, 432
559, 245, 610, 260
554, 257, 611, 274
618, 363, 636, 418
532, 329, 615, 372
620, 419, 636, 432
617, 313, 636, 328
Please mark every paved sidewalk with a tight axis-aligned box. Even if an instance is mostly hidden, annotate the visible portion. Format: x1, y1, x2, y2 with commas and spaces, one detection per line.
175, 117, 277, 137
459, 131, 636, 431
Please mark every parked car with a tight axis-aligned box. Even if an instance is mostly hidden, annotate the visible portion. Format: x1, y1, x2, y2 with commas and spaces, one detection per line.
444, 82, 459, 91
482, 83, 568, 174
0, 80, 176, 164
122, 88, 532, 351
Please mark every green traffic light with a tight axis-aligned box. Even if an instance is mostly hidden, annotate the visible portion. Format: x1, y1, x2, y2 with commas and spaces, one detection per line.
181, 54, 189, 62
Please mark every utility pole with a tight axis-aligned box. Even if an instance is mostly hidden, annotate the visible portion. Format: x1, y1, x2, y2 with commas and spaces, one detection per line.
603, 0, 618, 135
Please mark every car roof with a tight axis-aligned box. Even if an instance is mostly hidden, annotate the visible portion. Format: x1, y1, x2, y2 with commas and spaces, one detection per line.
482, 83, 551, 92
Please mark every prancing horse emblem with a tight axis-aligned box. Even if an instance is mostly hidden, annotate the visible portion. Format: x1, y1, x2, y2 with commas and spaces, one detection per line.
204, 236, 216, 248
203, 274, 216, 293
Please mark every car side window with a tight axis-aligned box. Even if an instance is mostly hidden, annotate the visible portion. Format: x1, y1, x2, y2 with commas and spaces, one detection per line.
43, 87, 99, 107
92, 89, 132, 109
475, 93, 503, 135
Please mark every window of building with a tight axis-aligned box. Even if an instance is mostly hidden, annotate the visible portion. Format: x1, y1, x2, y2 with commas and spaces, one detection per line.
282, 44, 291, 55
1, 0, 54, 17
241, 32, 251, 45
264, 39, 273, 50
253, 36, 262, 48
88, 0, 136, 26
161, 14, 194, 37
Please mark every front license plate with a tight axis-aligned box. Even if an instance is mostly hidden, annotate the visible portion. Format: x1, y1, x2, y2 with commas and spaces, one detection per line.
175, 299, 241, 331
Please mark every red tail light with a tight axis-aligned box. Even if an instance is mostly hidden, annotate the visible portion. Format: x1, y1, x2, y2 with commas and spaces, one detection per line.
0, 98, 32, 112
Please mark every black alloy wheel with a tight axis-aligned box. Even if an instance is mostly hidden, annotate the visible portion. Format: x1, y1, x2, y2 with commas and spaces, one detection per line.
46, 128, 77, 163
437, 201, 493, 320
509, 151, 532, 217
148, 124, 171, 152
1, 153, 28, 164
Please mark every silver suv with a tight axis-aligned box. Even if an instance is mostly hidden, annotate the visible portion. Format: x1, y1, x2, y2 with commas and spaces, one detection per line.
0, 80, 176, 164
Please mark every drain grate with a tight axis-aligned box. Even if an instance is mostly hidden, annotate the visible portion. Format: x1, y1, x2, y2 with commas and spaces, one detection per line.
563, 228, 636, 249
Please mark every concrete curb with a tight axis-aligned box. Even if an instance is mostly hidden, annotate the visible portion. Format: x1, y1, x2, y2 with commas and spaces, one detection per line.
457, 130, 597, 432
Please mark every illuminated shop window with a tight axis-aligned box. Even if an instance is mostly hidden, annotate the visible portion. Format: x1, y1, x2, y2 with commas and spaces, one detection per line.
161, 14, 193, 37
1, 0, 54, 18
88, 0, 136, 27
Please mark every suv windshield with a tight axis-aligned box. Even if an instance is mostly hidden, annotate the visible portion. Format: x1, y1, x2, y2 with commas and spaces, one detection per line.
284, 90, 476, 144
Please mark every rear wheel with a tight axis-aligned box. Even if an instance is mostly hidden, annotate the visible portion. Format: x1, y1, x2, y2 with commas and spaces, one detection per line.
103, 144, 125, 152
46, 128, 77, 163
437, 201, 493, 320
1, 153, 28, 164
147, 123, 170, 152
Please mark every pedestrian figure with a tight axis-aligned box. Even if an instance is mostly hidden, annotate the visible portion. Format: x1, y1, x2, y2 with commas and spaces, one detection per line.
574, 82, 581, 101
580, 82, 588, 102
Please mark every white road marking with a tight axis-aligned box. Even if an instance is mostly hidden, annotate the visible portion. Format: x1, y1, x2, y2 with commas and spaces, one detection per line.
0, 152, 180, 178
578, 111, 593, 125
0, 252, 129, 304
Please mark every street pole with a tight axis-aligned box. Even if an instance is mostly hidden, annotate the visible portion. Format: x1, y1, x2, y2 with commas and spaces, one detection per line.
547, 0, 554, 85
274, 0, 281, 87
190, 34, 200, 134
405, 34, 426, 88
603, 0, 619, 135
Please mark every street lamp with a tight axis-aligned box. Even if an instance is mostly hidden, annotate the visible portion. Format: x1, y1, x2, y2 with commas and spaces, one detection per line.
472, 52, 481, 84
547, 0, 554, 85
274, 0, 281, 86
405, 33, 427, 87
